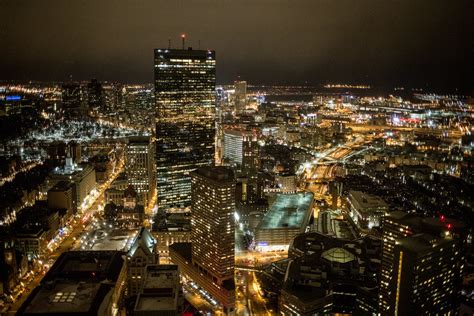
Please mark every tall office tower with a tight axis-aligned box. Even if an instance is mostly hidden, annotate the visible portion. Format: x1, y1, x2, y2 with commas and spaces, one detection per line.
125, 136, 156, 207
379, 211, 466, 315
87, 78, 105, 112
234, 80, 247, 113
191, 166, 235, 284
379, 212, 416, 312
223, 128, 259, 169
223, 128, 259, 202
154, 48, 216, 213
389, 233, 464, 315
62, 82, 86, 118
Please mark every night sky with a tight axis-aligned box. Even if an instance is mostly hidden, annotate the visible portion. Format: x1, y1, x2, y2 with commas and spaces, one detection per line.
1, 0, 473, 91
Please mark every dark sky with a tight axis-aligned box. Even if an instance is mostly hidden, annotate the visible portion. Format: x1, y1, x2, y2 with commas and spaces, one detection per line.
1, 0, 473, 91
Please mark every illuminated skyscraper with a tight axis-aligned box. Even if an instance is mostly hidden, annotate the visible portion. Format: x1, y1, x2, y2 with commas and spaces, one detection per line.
125, 136, 156, 207
388, 234, 463, 315
379, 211, 466, 315
191, 166, 235, 284
154, 48, 216, 213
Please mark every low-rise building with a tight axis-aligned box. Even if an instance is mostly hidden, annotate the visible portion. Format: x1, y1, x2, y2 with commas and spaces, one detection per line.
347, 190, 388, 229
255, 192, 314, 251
17, 251, 127, 316
133, 265, 183, 316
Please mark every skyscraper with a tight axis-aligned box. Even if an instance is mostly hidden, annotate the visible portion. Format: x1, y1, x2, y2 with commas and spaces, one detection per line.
191, 166, 235, 284
87, 78, 105, 113
234, 80, 247, 113
168, 166, 236, 313
389, 233, 463, 315
62, 82, 86, 118
125, 136, 156, 208
379, 211, 466, 315
154, 48, 216, 213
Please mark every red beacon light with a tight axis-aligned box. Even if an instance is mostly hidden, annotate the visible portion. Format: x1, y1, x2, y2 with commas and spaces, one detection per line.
440, 215, 445, 222
446, 223, 452, 230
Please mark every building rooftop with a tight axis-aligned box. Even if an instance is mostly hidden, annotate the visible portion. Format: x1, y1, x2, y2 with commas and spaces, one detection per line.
321, 247, 356, 263
349, 190, 388, 210
134, 265, 180, 313
17, 251, 126, 316
192, 166, 234, 183
398, 233, 453, 254
19, 280, 113, 315
43, 250, 125, 282
128, 227, 156, 258
258, 192, 314, 230
49, 180, 73, 192
128, 135, 151, 144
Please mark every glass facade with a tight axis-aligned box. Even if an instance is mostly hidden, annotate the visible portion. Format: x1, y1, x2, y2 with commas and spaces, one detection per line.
154, 48, 216, 212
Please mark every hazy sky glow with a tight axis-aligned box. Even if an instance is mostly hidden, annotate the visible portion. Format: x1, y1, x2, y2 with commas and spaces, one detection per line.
1, 0, 473, 91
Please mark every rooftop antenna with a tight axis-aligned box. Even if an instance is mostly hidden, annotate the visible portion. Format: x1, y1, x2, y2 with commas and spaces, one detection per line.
168, 38, 171, 49
181, 34, 186, 50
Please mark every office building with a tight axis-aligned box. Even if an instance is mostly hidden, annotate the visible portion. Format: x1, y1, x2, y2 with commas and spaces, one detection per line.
389, 233, 463, 315
17, 251, 127, 316
234, 81, 247, 113
222, 128, 259, 171
126, 136, 156, 207
154, 48, 216, 213
280, 231, 381, 315
191, 166, 235, 283
379, 211, 466, 314
347, 190, 388, 229
87, 78, 105, 113
169, 166, 236, 314
62, 82, 86, 118
133, 265, 183, 316
47, 181, 75, 217
49, 159, 96, 212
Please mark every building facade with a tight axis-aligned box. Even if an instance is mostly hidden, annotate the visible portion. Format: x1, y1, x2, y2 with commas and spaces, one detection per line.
379, 211, 466, 315
191, 166, 235, 284
125, 136, 156, 207
154, 48, 216, 213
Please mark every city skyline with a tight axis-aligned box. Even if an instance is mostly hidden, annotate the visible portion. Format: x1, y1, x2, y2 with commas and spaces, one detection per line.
0, 1, 473, 315
1, 1, 473, 92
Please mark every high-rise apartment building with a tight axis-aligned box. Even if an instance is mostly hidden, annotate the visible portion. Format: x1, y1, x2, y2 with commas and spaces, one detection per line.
379, 211, 466, 315
154, 48, 216, 213
191, 166, 235, 284
125, 136, 156, 207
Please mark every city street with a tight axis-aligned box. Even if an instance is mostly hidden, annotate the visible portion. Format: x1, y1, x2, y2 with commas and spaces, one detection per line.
4, 157, 124, 315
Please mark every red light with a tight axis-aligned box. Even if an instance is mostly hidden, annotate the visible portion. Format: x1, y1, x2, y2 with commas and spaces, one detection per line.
447, 223, 452, 229
440, 215, 445, 222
